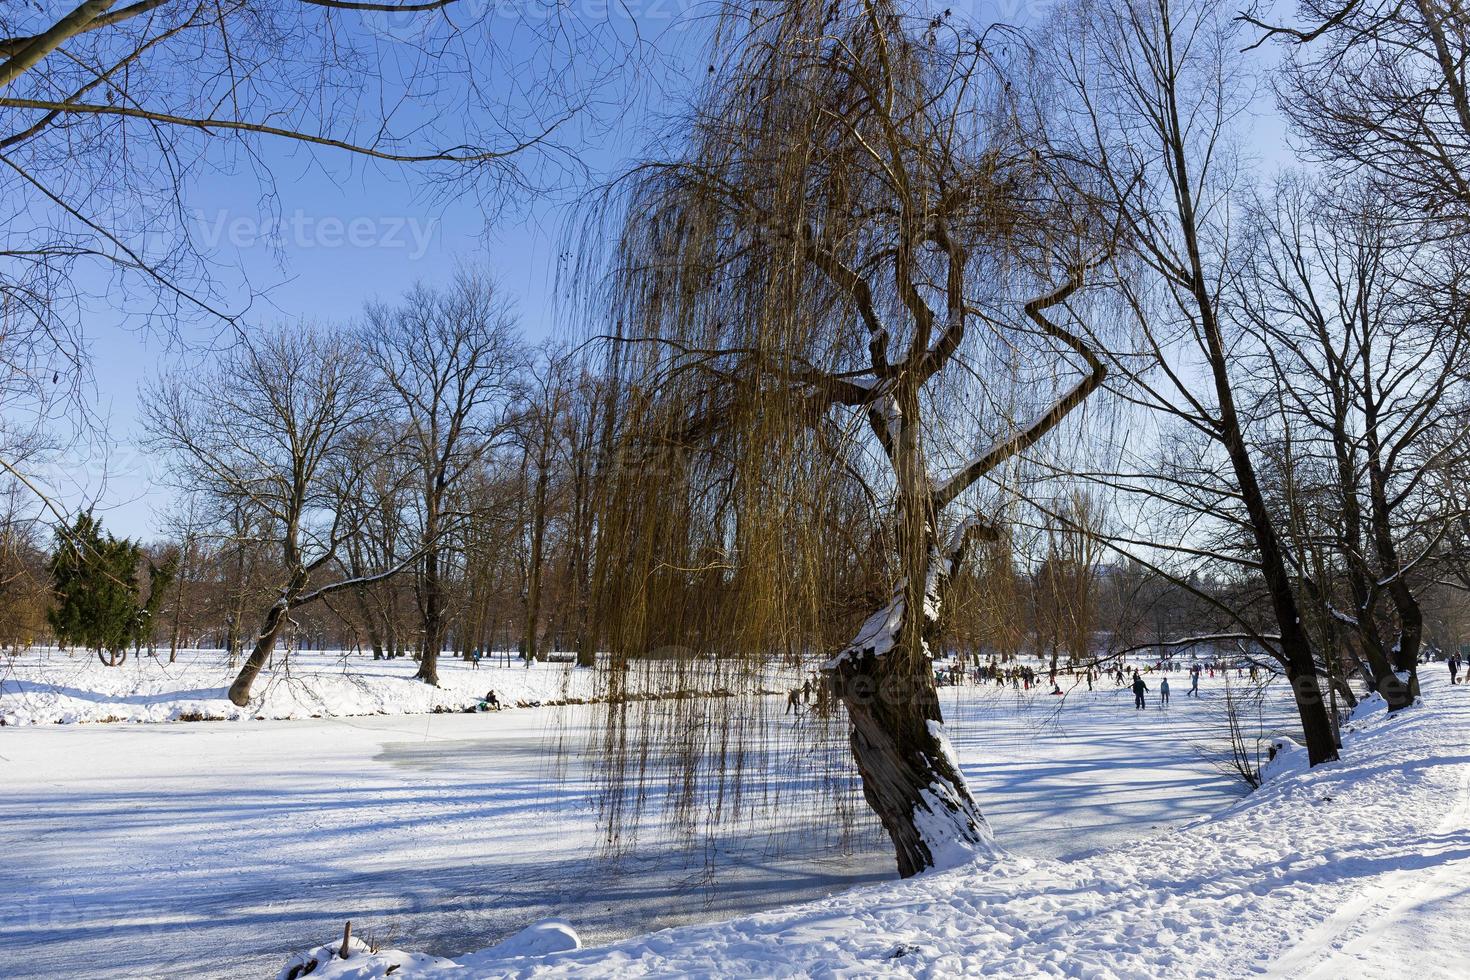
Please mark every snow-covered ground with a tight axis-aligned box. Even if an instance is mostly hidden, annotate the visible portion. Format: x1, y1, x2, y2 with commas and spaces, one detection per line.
277, 675, 1470, 979
0, 666, 1290, 978
0, 648, 601, 726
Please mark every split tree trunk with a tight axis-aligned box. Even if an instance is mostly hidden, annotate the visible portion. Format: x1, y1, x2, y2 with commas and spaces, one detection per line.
824, 380, 999, 877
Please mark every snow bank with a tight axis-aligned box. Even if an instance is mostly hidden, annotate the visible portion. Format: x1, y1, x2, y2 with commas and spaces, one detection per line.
277, 677, 1470, 978
1259, 735, 1308, 783
279, 937, 459, 980
0, 648, 597, 726
465, 920, 581, 961
278, 922, 581, 980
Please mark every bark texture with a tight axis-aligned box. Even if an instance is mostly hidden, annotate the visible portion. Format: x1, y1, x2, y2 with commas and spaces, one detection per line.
830, 642, 993, 877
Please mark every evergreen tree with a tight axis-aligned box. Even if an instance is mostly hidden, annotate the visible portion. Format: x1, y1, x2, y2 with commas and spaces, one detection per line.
47, 512, 176, 666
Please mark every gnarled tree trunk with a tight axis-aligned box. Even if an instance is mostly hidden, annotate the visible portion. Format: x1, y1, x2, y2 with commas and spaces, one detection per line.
829, 638, 994, 877
827, 519, 997, 877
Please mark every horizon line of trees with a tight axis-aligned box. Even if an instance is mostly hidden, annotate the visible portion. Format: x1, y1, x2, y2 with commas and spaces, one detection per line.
6, 446, 1469, 685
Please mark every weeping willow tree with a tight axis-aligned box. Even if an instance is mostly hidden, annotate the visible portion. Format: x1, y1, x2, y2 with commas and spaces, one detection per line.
586, 0, 1110, 877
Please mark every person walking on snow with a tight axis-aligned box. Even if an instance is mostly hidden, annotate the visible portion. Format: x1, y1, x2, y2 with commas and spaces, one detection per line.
1159, 677, 1170, 707
1451, 655, 1460, 685
1132, 672, 1149, 710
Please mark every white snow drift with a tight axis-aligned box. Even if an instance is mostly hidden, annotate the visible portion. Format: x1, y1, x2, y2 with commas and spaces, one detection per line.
0, 648, 596, 726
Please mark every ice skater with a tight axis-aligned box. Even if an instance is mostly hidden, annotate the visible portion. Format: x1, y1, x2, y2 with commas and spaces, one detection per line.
1159, 677, 1170, 707
1132, 671, 1149, 710
1189, 665, 1201, 697
1451, 655, 1460, 685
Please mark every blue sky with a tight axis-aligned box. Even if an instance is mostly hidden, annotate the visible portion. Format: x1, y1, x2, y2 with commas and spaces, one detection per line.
75, 151, 582, 539
53, 2, 712, 541
43, 0, 1295, 542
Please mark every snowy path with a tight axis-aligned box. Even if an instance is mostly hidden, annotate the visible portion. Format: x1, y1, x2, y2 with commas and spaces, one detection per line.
1271, 750, 1470, 979
0, 673, 1268, 978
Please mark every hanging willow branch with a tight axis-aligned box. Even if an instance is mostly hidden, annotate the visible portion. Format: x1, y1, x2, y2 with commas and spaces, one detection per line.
576, 0, 1112, 875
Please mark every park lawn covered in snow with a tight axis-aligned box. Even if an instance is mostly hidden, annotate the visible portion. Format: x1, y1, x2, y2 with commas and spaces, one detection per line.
3, 667, 1280, 978
0, 647, 601, 725
280, 675, 1470, 979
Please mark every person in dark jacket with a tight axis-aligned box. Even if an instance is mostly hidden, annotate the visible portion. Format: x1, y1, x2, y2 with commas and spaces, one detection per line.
1132, 672, 1149, 710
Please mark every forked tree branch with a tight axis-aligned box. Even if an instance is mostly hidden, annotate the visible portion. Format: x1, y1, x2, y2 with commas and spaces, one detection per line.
932, 262, 1108, 511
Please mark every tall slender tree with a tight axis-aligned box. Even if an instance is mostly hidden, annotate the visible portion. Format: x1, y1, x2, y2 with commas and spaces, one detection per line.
1042, 0, 1340, 763
363, 274, 521, 686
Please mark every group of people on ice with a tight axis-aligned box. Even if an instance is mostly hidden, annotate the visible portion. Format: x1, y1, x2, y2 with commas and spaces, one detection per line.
1129, 670, 1170, 709
785, 676, 831, 714
777, 647, 1290, 714
961, 661, 1044, 690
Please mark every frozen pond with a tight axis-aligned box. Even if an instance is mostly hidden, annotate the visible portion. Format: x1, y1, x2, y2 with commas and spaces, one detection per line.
0, 674, 1292, 978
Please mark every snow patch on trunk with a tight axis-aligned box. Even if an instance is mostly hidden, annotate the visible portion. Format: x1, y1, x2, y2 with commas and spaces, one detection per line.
824, 596, 905, 668
914, 719, 999, 871
926, 718, 962, 773
912, 784, 995, 871
825, 555, 950, 671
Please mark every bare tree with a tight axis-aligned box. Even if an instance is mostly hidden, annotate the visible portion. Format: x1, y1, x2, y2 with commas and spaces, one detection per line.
144, 323, 396, 704
1041, 0, 1340, 763
1241, 177, 1470, 708
0, 0, 626, 516
155, 496, 208, 662
1251, 0, 1470, 220
1036, 490, 1106, 674
513, 349, 572, 664
0, 476, 48, 650
562, 363, 609, 667
336, 425, 414, 659
363, 273, 521, 686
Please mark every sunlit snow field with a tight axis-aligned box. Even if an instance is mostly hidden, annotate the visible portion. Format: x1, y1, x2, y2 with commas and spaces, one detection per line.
0, 661, 1296, 979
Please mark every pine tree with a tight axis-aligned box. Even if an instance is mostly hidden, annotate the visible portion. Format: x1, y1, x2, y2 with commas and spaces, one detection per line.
47, 512, 176, 666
